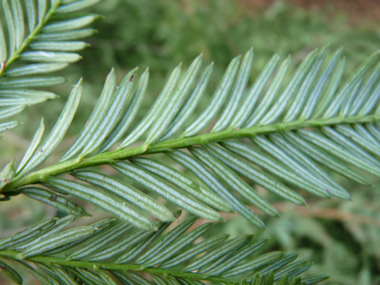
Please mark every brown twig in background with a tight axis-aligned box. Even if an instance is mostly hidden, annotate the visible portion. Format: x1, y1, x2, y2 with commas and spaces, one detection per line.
217, 203, 380, 228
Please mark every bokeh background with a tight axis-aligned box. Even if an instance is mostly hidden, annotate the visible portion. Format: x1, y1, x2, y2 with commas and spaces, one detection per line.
1, 0, 380, 284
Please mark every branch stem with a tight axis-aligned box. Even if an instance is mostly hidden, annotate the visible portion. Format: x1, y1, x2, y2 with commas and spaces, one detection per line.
0, 250, 236, 283
3, 114, 379, 191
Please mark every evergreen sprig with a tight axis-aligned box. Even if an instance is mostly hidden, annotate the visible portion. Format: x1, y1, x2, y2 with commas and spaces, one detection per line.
1, 46, 380, 231
0, 212, 329, 285
0, 0, 102, 132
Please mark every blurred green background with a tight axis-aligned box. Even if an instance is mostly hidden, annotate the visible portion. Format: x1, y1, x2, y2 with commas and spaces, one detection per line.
1, 0, 380, 284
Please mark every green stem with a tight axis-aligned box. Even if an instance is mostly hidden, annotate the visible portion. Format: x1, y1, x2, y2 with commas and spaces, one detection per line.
3, 114, 380, 191
0, 0, 61, 77
0, 250, 237, 283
